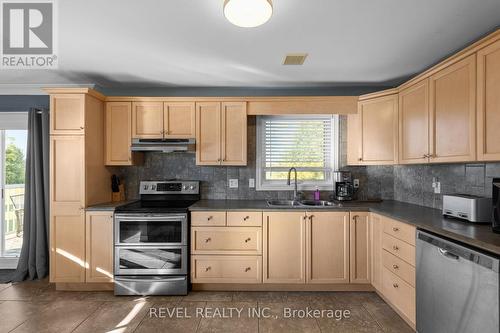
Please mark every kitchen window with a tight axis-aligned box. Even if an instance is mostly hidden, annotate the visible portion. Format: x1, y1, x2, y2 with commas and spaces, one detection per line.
256, 115, 339, 191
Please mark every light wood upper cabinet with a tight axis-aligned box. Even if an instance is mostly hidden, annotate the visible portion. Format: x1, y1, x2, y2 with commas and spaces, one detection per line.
347, 113, 361, 165
477, 39, 500, 161
350, 212, 371, 284
370, 214, 383, 291
50, 94, 85, 135
132, 102, 164, 138
306, 212, 350, 284
221, 102, 247, 166
105, 102, 133, 165
399, 79, 430, 164
263, 212, 306, 284
85, 211, 114, 283
196, 102, 222, 165
358, 94, 399, 165
429, 55, 476, 163
196, 102, 247, 166
164, 102, 196, 138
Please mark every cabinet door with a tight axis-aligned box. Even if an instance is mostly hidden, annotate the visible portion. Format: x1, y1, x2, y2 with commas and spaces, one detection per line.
477, 40, 500, 161
399, 80, 430, 164
347, 113, 361, 165
105, 102, 133, 165
132, 102, 164, 138
221, 102, 247, 166
350, 212, 371, 284
370, 213, 383, 291
164, 102, 196, 138
86, 212, 114, 283
50, 94, 85, 135
358, 95, 398, 165
306, 212, 349, 284
430, 55, 476, 163
196, 102, 221, 165
263, 212, 306, 284
50, 135, 86, 283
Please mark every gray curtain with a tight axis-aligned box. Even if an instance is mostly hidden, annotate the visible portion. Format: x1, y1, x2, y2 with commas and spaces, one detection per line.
11, 108, 50, 281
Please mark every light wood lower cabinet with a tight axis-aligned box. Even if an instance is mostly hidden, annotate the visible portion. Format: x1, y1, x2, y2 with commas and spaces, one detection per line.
191, 255, 262, 283
382, 267, 416, 324
382, 233, 415, 266
263, 212, 306, 284
370, 214, 383, 291
85, 212, 114, 283
306, 212, 350, 284
349, 212, 371, 284
191, 227, 262, 255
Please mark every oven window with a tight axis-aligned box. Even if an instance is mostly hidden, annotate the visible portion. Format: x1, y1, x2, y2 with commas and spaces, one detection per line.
119, 220, 182, 243
119, 248, 182, 270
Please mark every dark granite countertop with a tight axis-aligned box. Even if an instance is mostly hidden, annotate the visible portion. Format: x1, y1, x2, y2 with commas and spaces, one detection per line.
189, 199, 500, 256
86, 201, 134, 211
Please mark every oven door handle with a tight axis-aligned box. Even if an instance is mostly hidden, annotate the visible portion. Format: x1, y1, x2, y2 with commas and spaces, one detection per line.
115, 276, 187, 282
115, 215, 187, 221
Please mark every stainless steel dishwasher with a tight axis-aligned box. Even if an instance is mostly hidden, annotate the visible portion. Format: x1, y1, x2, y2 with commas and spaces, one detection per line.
416, 230, 499, 333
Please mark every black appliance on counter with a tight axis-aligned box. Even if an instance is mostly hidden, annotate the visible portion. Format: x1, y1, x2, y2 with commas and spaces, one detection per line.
113, 180, 200, 296
333, 171, 355, 201
493, 178, 500, 233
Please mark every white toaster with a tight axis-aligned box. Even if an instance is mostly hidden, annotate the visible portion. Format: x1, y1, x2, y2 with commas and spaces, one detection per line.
442, 194, 492, 223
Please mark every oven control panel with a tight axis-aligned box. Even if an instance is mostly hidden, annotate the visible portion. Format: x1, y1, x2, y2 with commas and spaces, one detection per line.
140, 181, 199, 195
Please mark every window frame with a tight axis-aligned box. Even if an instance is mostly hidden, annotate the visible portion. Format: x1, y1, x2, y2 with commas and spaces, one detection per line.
256, 114, 339, 191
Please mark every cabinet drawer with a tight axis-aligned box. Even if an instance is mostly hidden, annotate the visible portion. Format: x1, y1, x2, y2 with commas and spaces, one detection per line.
191, 227, 262, 255
382, 249, 415, 287
383, 218, 415, 245
227, 211, 262, 227
191, 211, 226, 226
382, 267, 416, 324
191, 255, 262, 283
382, 233, 415, 266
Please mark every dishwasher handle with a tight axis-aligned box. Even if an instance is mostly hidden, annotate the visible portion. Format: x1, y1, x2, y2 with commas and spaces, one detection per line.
438, 248, 459, 260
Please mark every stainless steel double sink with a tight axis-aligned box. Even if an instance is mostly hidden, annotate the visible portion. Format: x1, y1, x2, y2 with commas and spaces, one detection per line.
267, 200, 340, 208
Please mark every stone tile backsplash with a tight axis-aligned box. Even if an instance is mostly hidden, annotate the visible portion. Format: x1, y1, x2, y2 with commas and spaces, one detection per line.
108, 115, 500, 210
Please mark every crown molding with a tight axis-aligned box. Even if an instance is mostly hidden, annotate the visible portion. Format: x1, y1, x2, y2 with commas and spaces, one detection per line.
0, 84, 96, 95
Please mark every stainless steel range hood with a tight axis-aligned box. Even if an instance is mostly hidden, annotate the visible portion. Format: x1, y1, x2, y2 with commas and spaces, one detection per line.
130, 138, 195, 153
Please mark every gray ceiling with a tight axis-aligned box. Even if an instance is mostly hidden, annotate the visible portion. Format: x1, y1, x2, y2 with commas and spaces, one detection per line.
1, 0, 499, 91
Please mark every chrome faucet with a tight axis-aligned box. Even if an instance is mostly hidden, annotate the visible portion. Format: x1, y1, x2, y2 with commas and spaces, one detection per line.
287, 167, 300, 201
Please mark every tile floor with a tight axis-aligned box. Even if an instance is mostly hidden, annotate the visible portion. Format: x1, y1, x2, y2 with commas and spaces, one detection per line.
0, 280, 413, 333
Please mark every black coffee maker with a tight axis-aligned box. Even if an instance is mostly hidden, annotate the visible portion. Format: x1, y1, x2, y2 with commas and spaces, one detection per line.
493, 178, 500, 233
333, 171, 355, 201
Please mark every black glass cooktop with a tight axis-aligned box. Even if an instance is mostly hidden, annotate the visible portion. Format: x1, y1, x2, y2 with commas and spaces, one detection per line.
115, 200, 199, 213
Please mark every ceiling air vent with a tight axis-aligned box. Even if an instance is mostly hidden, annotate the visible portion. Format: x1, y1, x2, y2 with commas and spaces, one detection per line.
283, 53, 308, 65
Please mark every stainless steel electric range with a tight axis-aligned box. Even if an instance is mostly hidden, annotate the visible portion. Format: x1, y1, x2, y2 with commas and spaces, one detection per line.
113, 180, 200, 296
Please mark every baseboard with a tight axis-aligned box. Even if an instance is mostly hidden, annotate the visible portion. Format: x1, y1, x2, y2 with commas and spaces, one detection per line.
55, 282, 114, 291
192, 283, 374, 292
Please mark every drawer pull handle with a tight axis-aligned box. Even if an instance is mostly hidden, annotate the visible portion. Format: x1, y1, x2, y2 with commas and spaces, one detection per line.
205, 238, 211, 243
392, 264, 399, 269
392, 245, 399, 251
243, 216, 250, 221
205, 266, 211, 272
207, 216, 213, 221
392, 227, 399, 232
393, 283, 399, 288
245, 267, 251, 272
245, 238, 251, 243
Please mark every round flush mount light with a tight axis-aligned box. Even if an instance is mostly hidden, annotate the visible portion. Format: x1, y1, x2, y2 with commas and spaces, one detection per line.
224, 0, 273, 28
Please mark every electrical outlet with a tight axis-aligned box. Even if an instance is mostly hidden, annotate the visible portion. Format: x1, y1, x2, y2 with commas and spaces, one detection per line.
249, 178, 255, 188
229, 179, 239, 188
432, 177, 441, 194
353, 179, 360, 188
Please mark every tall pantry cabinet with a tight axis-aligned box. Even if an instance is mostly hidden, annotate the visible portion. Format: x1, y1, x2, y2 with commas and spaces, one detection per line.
48, 89, 111, 284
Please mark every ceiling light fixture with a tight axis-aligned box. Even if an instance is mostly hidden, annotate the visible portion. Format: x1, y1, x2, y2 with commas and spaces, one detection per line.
224, 0, 273, 28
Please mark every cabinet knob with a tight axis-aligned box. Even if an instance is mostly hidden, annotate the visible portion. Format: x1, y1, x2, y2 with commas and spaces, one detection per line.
79, 126, 84, 130
392, 245, 399, 251
205, 237, 211, 243
423, 154, 429, 158
308, 215, 314, 221
392, 227, 399, 232
392, 264, 399, 270
205, 266, 211, 272
243, 216, 250, 221
358, 158, 363, 161
353, 215, 359, 222
244, 237, 251, 243
393, 283, 399, 288
245, 267, 251, 272
207, 216, 213, 221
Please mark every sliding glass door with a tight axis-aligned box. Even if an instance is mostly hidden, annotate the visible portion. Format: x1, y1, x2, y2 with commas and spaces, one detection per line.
0, 113, 28, 268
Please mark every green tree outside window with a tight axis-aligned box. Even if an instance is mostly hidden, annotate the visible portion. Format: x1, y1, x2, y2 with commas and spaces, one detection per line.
6, 142, 25, 185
